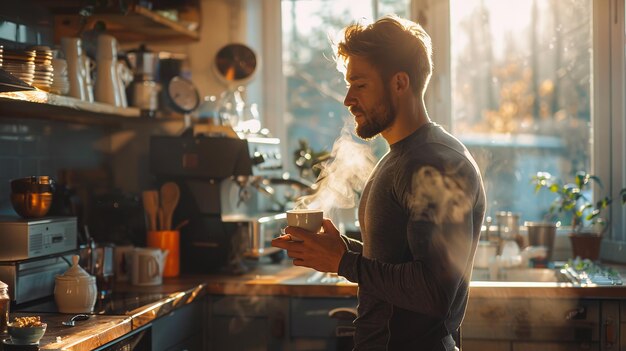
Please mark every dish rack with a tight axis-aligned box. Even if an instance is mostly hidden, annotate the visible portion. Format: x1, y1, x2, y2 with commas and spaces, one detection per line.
562, 258, 623, 286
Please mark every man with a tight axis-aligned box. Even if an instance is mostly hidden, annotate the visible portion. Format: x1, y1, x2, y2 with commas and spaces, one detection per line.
272, 15, 485, 351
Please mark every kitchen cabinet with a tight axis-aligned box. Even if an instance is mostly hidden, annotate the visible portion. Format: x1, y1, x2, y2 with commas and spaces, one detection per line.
208, 295, 290, 351
621, 301, 626, 350
207, 295, 358, 351
151, 299, 206, 351
463, 298, 624, 351
289, 297, 357, 350
602, 301, 620, 350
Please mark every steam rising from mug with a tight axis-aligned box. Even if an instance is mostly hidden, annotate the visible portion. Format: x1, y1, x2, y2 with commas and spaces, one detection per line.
295, 118, 376, 216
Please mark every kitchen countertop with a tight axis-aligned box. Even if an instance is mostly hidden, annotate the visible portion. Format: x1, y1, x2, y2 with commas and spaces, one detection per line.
2, 284, 206, 351
4, 261, 626, 350
6, 313, 132, 351
180, 261, 626, 299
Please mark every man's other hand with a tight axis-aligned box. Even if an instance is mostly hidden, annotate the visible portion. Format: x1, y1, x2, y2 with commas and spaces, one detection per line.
271, 218, 347, 273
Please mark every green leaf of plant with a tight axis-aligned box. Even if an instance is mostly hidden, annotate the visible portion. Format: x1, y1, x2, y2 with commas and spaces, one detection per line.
586, 208, 600, 221
589, 175, 603, 189
596, 197, 611, 209
581, 203, 593, 211
575, 172, 586, 188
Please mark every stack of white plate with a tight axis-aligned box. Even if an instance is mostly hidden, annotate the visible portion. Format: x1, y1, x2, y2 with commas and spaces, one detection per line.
0, 46, 4, 68
2, 48, 35, 86
50, 58, 70, 95
31, 46, 54, 92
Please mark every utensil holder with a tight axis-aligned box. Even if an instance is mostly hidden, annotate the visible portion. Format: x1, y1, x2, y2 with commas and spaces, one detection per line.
147, 230, 179, 277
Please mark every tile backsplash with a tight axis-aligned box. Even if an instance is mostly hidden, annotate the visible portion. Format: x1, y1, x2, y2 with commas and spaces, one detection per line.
0, 118, 109, 215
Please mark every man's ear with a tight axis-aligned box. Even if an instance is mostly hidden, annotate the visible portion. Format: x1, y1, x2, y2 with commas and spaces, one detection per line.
392, 72, 410, 95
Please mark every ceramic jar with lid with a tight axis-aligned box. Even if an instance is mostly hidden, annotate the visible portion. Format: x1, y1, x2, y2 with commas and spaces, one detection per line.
54, 255, 97, 314
0, 280, 9, 333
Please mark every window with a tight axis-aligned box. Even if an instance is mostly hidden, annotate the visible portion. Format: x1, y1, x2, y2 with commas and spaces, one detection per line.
443, 0, 623, 261
255, 0, 624, 261
449, 0, 593, 224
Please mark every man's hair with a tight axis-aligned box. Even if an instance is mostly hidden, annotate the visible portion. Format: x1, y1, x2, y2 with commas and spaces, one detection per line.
335, 15, 433, 96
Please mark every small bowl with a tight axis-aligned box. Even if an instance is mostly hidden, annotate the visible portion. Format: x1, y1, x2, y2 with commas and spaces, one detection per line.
7, 323, 47, 344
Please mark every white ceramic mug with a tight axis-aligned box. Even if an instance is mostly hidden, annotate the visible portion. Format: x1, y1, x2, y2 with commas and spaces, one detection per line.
130, 248, 168, 286
286, 209, 323, 233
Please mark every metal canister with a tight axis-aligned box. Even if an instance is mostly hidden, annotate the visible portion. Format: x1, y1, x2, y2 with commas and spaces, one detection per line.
496, 211, 520, 240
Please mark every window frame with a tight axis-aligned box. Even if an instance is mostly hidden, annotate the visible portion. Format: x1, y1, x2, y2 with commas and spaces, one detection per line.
602, 0, 626, 261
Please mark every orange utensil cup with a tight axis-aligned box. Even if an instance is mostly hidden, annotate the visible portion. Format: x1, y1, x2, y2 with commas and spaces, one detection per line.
147, 230, 180, 277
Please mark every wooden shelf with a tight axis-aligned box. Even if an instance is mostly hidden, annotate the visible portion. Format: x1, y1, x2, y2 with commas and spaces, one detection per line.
53, 5, 200, 44
0, 90, 151, 126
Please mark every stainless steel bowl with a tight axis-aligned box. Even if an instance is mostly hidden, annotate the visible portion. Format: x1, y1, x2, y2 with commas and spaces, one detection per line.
10, 176, 54, 218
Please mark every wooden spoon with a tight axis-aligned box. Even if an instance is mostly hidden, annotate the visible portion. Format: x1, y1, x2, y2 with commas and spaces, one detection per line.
160, 182, 180, 230
142, 190, 159, 231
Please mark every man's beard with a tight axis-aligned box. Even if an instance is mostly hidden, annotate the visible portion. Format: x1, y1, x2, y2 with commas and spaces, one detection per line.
354, 91, 396, 140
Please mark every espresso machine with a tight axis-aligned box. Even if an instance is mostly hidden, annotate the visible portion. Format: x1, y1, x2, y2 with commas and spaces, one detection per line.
150, 129, 287, 274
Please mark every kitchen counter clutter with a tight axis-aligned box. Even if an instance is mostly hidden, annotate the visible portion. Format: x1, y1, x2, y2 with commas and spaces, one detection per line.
3, 284, 205, 350
3, 261, 626, 350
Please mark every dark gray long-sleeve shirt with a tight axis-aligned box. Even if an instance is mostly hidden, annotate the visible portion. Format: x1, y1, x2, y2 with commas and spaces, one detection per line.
338, 122, 486, 350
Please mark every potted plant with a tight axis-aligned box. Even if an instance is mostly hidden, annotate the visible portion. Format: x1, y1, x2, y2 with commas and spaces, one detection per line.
531, 171, 626, 260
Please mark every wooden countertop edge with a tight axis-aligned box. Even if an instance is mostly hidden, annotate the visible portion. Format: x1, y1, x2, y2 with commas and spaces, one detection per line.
469, 284, 626, 299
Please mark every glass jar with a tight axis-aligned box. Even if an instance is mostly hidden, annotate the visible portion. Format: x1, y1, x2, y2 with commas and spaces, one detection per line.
0, 280, 9, 333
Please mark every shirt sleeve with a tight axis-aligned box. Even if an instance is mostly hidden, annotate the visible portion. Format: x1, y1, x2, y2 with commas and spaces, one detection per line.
340, 234, 363, 253
338, 235, 363, 283
339, 163, 480, 318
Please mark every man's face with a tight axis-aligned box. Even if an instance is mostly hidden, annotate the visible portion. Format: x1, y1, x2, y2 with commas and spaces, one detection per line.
343, 56, 396, 140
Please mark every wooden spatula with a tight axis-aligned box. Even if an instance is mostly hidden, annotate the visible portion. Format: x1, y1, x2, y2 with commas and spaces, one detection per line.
160, 182, 180, 230
142, 190, 159, 231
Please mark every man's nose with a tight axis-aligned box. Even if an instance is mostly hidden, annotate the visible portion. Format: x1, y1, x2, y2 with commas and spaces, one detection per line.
343, 91, 355, 107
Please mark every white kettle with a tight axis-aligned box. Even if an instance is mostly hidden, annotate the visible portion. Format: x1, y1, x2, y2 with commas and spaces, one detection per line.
54, 255, 97, 314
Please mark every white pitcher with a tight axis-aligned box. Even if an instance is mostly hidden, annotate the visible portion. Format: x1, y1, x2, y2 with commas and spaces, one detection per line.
61, 37, 88, 101
95, 34, 126, 107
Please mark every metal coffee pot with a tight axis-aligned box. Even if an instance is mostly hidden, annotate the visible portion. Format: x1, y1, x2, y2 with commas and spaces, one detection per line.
126, 44, 160, 116
126, 44, 159, 81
